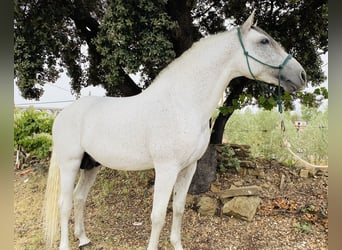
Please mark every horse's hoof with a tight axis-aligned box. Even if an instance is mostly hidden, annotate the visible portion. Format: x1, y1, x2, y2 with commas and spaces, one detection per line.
79, 241, 92, 249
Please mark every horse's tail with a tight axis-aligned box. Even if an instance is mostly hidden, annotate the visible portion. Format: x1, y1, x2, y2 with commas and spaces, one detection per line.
43, 149, 60, 249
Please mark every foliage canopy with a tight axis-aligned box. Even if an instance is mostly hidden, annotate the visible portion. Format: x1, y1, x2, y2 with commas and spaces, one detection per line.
15, 0, 327, 99
15, 0, 328, 144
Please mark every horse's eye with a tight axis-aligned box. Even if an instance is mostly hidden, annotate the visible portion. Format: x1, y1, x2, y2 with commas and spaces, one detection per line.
260, 38, 270, 45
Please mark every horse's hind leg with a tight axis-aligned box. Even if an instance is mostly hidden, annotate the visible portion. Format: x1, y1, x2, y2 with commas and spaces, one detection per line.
59, 159, 80, 250
73, 167, 99, 247
170, 162, 197, 250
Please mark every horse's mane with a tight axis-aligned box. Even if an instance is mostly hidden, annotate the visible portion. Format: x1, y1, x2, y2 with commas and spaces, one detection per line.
150, 30, 233, 85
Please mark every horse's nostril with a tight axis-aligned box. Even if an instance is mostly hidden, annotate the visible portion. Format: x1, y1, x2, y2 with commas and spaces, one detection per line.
300, 70, 307, 83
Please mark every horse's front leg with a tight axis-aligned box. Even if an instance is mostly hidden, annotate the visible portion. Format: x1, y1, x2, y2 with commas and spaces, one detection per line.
170, 162, 197, 250
147, 163, 180, 250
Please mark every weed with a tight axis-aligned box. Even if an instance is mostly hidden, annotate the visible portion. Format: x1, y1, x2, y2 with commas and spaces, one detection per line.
282, 158, 298, 168
293, 221, 313, 234
217, 144, 240, 172
103, 180, 116, 197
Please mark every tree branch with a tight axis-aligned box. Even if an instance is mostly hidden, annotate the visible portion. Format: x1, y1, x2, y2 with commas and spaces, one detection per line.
68, 2, 141, 96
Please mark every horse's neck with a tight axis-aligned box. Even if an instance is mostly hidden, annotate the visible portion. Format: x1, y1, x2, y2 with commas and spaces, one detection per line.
147, 30, 240, 122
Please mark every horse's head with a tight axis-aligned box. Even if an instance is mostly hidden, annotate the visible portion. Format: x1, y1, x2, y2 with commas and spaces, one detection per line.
236, 11, 307, 92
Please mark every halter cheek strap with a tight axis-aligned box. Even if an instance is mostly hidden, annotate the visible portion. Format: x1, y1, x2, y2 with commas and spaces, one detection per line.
237, 27, 292, 113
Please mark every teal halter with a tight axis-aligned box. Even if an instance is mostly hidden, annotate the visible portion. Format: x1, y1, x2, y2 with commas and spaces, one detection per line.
237, 27, 292, 113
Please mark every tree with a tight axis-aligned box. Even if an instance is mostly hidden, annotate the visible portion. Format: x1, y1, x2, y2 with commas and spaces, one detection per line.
15, 0, 328, 143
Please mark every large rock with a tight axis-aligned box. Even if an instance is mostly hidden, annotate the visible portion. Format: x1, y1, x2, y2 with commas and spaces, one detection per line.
197, 196, 218, 216
188, 144, 217, 194
222, 196, 261, 221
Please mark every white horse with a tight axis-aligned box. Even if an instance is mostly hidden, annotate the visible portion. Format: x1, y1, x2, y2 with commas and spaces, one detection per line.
43, 11, 306, 250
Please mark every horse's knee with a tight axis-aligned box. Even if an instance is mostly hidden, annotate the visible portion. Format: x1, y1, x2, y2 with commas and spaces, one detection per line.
151, 212, 163, 225
173, 199, 186, 216
150, 210, 166, 228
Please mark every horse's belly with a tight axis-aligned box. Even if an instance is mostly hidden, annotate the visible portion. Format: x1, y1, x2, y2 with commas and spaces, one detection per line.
82, 133, 153, 171
101, 154, 153, 171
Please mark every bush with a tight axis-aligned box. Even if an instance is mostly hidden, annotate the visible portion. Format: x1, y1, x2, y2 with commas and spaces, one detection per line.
14, 107, 54, 158
217, 144, 240, 172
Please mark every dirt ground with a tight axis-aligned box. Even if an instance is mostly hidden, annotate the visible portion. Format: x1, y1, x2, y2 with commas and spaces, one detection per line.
14, 157, 327, 250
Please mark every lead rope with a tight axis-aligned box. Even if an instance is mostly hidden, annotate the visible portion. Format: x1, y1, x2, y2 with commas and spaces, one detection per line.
237, 27, 328, 169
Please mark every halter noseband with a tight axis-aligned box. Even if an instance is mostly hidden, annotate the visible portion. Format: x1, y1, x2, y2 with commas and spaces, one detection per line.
237, 27, 292, 113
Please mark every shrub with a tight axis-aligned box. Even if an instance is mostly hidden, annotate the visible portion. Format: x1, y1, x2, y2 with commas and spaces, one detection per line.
217, 144, 240, 172
14, 107, 54, 158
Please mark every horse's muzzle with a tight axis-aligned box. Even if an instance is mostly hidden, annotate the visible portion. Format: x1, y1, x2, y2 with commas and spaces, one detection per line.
280, 68, 307, 93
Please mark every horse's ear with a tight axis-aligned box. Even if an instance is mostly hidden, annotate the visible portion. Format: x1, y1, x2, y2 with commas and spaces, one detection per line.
241, 10, 255, 34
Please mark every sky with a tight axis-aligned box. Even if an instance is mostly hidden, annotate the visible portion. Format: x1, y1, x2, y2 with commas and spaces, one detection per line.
14, 73, 106, 109
14, 53, 328, 112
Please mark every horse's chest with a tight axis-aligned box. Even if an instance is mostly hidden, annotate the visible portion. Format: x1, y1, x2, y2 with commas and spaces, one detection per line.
149, 120, 210, 166
183, 125, 210, 165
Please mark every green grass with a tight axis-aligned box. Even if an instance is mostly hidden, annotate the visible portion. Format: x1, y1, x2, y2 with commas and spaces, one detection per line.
223, 106, 328, 165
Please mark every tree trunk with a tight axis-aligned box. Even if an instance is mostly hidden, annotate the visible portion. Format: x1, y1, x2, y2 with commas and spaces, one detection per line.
166, 0, 201, 56
188, 144, 217, 194
210, 112, 234, 144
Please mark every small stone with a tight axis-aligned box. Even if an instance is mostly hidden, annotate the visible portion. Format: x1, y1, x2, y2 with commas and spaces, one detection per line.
185, 194, 196, 208
300, 169, 309, 178
239, 160, 256, 168
308, 167, 317, 177
279, 174, 286, 190
197, 196, 218, 216
210, 184, 220, 193
222, 196, 261, 221
254, 169, 265, 178
261, 183, 271, 189
233, 181, 244, 186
